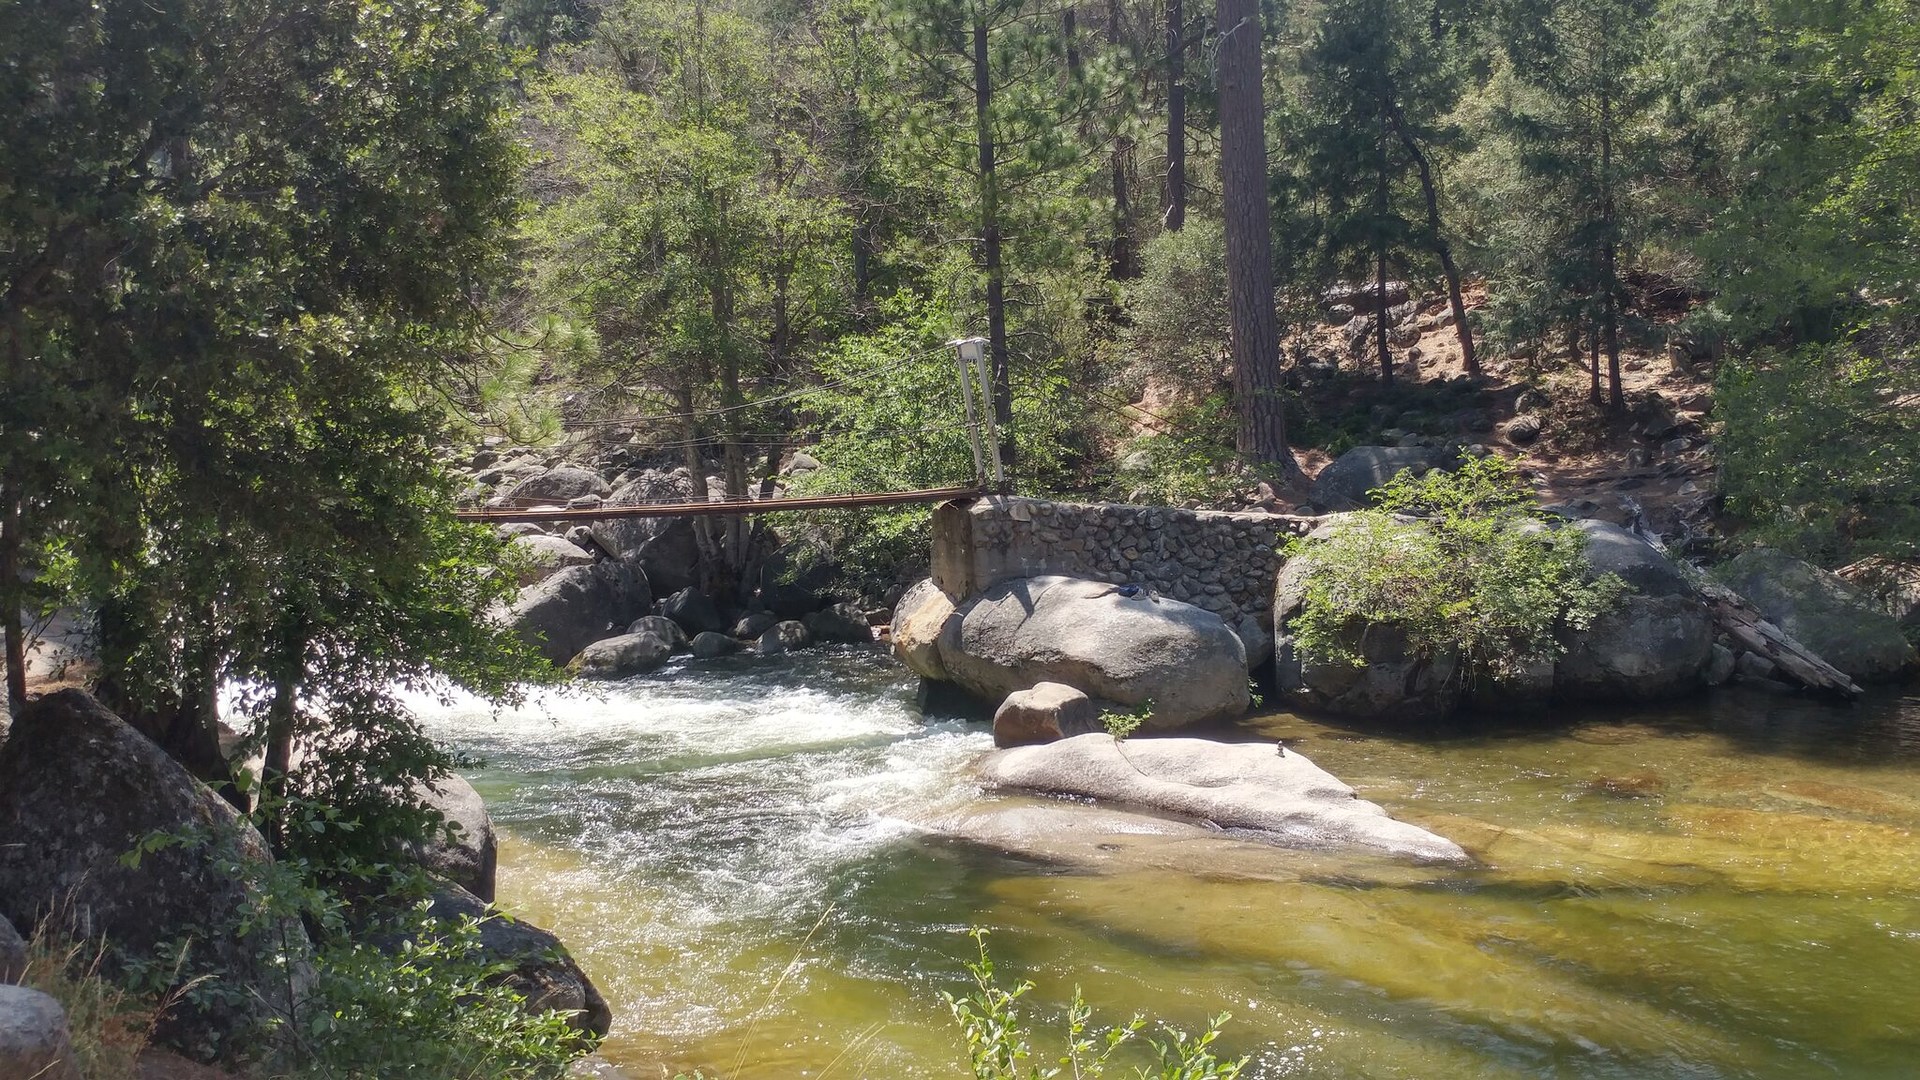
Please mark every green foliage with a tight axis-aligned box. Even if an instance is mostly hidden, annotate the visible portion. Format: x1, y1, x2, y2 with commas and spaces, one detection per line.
1716, 341, 1920, 566
793, 294, 1087, 596
123, 802, 589, 1079
1122, 221, 1230, 392
945, 929, 1247, 1080
1283, 457, 1624, 680
1111, 396, 1246, 507
1101, 701, 1154, 740
287, 913, 585, 1080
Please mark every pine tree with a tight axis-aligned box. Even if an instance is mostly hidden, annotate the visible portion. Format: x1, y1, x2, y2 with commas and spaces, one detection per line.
1486, 0, 1658, 411
1288, 0, 1477, 381
1214, 0, 1299, 472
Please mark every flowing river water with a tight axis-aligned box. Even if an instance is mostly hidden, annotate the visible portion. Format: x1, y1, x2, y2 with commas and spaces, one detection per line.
415, 648, 1920, 1079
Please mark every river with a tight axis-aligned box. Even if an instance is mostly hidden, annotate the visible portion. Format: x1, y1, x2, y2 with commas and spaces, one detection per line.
414, 648, 1920, 1079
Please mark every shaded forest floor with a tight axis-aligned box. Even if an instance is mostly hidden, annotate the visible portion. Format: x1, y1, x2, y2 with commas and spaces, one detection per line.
1237, 283, 1723, 555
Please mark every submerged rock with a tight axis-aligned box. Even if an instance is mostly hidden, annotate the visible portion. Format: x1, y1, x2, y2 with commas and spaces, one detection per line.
1719, 548, 1915, 681
938, 576, 1248, 729
978, 734, 1466, 862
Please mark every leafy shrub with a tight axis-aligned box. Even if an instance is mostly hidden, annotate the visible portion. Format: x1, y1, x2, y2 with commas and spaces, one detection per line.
1101, 702, 1153, 740
1283, 457, 1623, 680
122, 800, 589, 1080
1110, 395, 1246, 507
946, 929, 1246, 1080
1716, 342, 1920, 567
1121, 222, 1230, 393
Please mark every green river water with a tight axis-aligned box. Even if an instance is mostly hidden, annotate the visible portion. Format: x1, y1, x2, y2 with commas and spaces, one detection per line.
414, 649, 1920, 1079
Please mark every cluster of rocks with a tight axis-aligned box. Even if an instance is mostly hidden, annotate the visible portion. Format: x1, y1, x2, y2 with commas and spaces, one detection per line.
470, 446, 878, 677
926, 476, 1914, 733
893, 575, 1252, 744
1272, 518, 1915, 722
0, 689, 608, 1070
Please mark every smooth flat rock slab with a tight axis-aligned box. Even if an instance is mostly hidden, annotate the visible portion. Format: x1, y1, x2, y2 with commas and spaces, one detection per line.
977, 734, 1467, 863
926, 797, 1453, 888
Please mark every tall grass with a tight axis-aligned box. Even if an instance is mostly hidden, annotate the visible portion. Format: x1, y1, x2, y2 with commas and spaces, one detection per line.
16, 927, 169, 1080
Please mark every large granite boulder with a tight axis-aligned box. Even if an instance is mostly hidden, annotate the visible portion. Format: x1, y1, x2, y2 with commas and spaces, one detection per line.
1553, 521, 1714, 701
1308, 446, 1447, 512
978, 734, 1465, 862
891, 580, 956, 680
688, 631, 735, 658
938, 576, 1248, 728
510, 534, 595, 588
1272, 521, 1463, 723
0, 690, 311, 1062
660, 587, 727, 636
0, 915, 25, 983
568, 631, 673, 678
407, 774, 497, 903
421, 885, 611, 1038
991, 682, 1101, 748
631, 519, 702, 597
504, 466, 611, 507
0, 985, 78, 1080
509, 560, 652, 666
757, 543, 838, 618
1838, 558, 1920, 634
755, 620, 813, 656
584, 474, 702, 595
1719, 548, 1916, 681
626, 615, 689, 652
802, 602, 872, 645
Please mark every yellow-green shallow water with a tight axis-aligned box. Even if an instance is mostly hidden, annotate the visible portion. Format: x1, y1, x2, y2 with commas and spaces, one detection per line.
416, 649, 1920, 1078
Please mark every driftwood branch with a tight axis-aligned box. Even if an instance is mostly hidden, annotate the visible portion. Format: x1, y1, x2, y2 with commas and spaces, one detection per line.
1699, 582, 1863, 700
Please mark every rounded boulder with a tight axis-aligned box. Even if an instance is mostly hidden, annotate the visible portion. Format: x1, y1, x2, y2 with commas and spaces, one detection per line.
939, 576, 1249, 729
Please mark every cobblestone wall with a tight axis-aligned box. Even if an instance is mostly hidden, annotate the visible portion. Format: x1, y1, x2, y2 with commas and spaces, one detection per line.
932, 496, 1318, 629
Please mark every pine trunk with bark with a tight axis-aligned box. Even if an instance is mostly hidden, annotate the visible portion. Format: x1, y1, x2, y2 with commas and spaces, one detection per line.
974, 16, 1016, 486
1162, 0, 1186, 231
1215, 0, 1297, 473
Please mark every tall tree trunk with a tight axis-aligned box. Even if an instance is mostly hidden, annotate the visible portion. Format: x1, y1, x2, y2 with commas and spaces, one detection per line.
1107, 0, 1139, 277
1215, 0, 1298, 475
1163, 0, 1187, 230
1385, 98, 1476, 376
1588, 319, 1602, 407
1374, 92, 1394, 384
1598, 13, 1625, 414
0, 481, 25, 721
974, 16, 1015, 487
675, 382, 723, 591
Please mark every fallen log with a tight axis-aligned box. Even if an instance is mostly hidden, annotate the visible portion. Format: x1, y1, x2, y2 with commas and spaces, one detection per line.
1699, 582, 1864, 700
